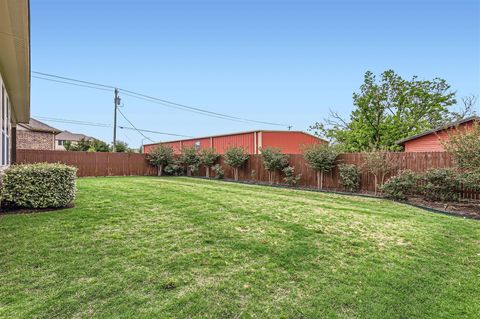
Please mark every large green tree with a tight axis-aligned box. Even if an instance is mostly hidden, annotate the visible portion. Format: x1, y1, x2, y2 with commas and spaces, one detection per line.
310, 70, 462, 151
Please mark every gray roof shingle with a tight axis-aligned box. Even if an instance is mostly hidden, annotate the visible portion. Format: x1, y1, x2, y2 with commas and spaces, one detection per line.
55, 130, 96, 142
17, 118, 61, 133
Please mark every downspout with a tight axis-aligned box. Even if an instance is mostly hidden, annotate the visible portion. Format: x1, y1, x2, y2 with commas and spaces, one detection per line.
11, 126, 16, 163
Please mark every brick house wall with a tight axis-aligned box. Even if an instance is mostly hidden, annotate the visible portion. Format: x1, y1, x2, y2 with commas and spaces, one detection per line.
16, 130, 56, 150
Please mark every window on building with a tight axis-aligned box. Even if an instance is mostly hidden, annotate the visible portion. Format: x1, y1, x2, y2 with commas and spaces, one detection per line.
194, 141, 200, 151
58, 140, 63, 146
1, 79, 12, 166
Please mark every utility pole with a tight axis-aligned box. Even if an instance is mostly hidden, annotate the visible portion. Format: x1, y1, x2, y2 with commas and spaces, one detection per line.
113, 88, 120, 152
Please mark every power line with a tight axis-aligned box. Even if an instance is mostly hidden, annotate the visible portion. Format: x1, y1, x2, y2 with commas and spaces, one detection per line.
118, 126, 193, 138
32, 71, 291, 128
32, 76, 112, 92
32, 71, 115, 89
34, 116, 192, 138
35, 116, 111, 127
119, 89, 290, 127
117, 108, 154, 143
119, 91, 255, 125
33, 74, 263, 125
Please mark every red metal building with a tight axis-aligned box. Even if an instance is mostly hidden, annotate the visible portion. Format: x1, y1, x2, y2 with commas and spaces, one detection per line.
143, 130, 326, 154
396, 116, 479, 152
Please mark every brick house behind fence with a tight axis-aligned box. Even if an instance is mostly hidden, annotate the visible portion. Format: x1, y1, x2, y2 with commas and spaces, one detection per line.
16, 118, 60, 150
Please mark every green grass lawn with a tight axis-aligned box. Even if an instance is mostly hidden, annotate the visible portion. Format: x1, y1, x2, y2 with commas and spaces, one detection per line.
1, 177, 479, 318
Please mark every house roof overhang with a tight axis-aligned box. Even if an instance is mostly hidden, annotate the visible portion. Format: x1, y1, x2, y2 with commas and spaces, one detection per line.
0, 0, 30, 125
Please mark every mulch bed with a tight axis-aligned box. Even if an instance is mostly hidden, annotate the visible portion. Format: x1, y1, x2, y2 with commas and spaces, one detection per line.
404, 196, 480, 220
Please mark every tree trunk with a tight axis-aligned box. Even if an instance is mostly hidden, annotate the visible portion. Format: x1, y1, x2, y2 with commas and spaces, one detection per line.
206, 166, 210, 178
187, 167, 191, 177
374, 175, 378, 195
380, 173, 386, 193
320, 171, 323, 190
317, 171, 321, 190
158, 164, 163, 176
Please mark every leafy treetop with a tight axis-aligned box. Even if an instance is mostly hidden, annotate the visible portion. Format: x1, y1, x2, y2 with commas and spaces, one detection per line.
198, 148, 219, 167
147, 145, 174, 167
224, 147, 249, 168
309, 70, 473, 151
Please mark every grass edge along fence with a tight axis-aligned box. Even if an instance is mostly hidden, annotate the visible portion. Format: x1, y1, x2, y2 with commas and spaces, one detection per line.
16, 149, 478, 199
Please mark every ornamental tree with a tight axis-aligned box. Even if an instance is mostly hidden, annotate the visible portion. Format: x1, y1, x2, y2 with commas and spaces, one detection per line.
224, 146, 249, 181
179, 146, 199, 176
303, 143, 339, 190
198, 148, 219, 178
147, 144, 174, 176
259, 147, 289, 184
443, 122, 480, 192
362, 150, 396, 195
444, 122, 480, 172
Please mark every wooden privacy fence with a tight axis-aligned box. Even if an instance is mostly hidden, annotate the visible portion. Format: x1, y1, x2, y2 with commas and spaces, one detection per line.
16, 149, 158, 177
15, 150, 478, 199
213, 152, 456, 190
205, 152, 477, 200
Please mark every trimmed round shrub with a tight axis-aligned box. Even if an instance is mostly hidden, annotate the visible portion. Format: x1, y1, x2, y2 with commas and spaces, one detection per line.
420, 168, 460, 202
338, 164, 360, 192
1, 163, 77, 208
381, 169, 418, 200
461, 171, 480, 192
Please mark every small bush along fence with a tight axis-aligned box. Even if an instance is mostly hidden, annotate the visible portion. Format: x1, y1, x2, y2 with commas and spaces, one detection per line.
16, 149, 479, 200
1, 163, 77, 209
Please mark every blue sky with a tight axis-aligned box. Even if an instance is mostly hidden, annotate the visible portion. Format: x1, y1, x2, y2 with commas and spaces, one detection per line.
31, 0, 480, 148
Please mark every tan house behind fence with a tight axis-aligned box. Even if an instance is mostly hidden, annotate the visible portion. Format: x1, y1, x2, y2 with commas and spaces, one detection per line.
55, 131, 95, 150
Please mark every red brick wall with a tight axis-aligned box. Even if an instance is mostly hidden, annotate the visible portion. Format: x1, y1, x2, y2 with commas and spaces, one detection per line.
16, 130, 55, 150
